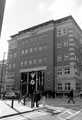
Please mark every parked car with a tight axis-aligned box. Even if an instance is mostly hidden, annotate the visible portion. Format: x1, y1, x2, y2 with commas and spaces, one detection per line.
4, 91, 20, 99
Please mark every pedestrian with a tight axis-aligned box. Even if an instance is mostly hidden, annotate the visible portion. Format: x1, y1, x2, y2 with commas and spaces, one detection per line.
80, 90, 82, 99
68, 89, 75, 103
34, 91, 41, 107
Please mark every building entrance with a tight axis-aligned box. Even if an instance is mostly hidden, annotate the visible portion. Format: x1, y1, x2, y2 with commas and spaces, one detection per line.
21, 70, 45, 96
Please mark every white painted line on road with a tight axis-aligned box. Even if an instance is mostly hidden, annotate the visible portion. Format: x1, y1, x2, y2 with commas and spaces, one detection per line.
66, 110, 81, 119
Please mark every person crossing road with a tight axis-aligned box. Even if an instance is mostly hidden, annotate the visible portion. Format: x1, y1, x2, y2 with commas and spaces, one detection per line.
68, 89, 75, 103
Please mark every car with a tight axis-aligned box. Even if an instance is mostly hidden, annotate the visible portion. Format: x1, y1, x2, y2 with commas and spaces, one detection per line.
4, 91, 20, 99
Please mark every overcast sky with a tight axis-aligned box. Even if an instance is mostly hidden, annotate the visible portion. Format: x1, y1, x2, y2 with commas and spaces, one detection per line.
0, 0, 82, 60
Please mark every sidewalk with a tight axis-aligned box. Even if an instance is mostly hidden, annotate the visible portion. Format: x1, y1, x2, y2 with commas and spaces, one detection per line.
0, 100, 34, 118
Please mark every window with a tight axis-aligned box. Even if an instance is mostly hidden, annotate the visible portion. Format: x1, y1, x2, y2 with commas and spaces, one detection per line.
43, 57, 47, 63
57, 83, 62, 91
65, 83, 70, 90
63, 28, 67, 35
29, 60, 32, 65
24, 61, 27, 66
57, 55, 62, 62
76, 83, 81, 91
57, 43, 61, 48
14, 53, 16, 57
22, 50, 24, 55
29, 48, 33, 53
13, 63, 15, 68
9, 41, 17, 49
21, 61, 23, 66
9, 64, 11, 69
34, 47, 37, 52
57, 27, 67, 37
33, 59, 37, 64
64, 41, 68, 47
75, 68, 80, 76
10, 55, 12, 58
38, 58, 42, 64
64, 54, 69, 60
57, 68, 62, 75
43, 45, 47, 50
25, 49, 28, 54
64, 67, 70, 74
57, 29, 62, 36
39, 46, 42, 51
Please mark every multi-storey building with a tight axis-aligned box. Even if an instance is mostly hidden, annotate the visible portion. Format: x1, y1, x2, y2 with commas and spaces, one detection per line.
0, 0, 6, 36
7, 16, 82, 96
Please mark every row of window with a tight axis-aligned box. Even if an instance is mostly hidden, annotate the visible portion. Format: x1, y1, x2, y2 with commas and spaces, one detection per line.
21, 45, 47, 55
57, 67, 70, 75
57, 54, 76, 62
57, 82, 81, 91
57, 27, 67, 36
9, 41, 17, 49
8, 57, 47, 69
21, 57, 47, 66
57, 83, 70, 91
21, 34, 47, 45
57, 41, 75, 48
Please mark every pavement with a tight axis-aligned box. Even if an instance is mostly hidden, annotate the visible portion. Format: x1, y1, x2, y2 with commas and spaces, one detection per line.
0, 97, 82, 120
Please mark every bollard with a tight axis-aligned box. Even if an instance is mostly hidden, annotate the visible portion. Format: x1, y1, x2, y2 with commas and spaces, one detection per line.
23, 96, 26, 105
11, 97, 14, 108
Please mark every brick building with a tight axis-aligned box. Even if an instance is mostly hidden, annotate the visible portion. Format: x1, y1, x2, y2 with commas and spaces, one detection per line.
0, 0, 6, 36
7, 16, 82, 96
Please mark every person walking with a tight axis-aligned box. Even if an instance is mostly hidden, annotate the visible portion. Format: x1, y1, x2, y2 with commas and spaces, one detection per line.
34, 91, 41, 107
68, 89, 75, 103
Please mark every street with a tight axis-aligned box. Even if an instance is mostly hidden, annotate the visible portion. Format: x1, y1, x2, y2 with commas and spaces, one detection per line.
0, 97, 82, 120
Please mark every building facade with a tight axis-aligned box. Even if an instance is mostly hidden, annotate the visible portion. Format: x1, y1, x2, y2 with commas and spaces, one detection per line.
7, 16, 82, 96
0, 0, 6, 36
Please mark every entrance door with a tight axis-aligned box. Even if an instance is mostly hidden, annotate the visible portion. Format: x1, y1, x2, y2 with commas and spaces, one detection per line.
37, 70, 44, 91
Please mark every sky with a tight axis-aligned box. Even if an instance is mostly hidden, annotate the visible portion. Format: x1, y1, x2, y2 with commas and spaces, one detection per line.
0, 0, 82, 60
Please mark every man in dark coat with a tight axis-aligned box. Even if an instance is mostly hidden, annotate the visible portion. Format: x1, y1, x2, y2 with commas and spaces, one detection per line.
34, 91, 41, 107
68, 89, 75, 103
